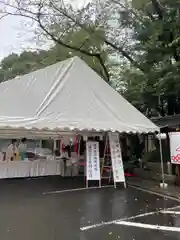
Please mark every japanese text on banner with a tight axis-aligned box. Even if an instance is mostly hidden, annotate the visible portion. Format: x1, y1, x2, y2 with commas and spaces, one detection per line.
109, 132, 125, 183
86, 141, 100, 180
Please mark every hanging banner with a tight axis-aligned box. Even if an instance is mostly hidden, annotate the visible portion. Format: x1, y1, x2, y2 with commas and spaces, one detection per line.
108, 132, 125, 183
86, 141, 100, 180
169, 132, 180, 164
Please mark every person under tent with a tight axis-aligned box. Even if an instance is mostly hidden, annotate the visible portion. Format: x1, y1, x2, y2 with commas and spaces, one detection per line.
6, 139, 19, 161
18, 138, 27, 160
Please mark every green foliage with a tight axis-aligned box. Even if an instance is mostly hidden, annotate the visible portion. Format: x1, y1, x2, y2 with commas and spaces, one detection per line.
120, 67, 147, 111
118, 0, 180, 116
0, 51, 49, 81
61, 26, 108, 78
0, 27, 107, 82
143, 146, 170, 163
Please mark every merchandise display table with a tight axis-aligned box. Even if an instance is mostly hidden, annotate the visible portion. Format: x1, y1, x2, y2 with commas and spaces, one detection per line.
0, 159, 61, 179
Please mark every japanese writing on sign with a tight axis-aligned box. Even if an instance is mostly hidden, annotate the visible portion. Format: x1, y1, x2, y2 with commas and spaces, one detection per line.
86, 141, 100, 180
108, 132, 125, 183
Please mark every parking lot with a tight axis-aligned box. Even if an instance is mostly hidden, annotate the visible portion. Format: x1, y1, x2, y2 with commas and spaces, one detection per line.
0, 177, 180, 240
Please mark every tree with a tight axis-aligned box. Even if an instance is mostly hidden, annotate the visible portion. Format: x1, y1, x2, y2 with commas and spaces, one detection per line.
113, 0, 180, 116
1, 0, 180, 116
0, 27, 108, 82
140, 0, 180, 115
0, 0, 136, 79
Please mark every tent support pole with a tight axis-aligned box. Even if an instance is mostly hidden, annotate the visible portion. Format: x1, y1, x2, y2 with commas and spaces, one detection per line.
53, 140, 57, 151
85, 137, 88, 188
159, 136, 166, 188
39, 139, 42, 148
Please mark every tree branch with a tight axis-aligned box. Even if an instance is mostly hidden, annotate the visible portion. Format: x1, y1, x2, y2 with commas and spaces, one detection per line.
151, 0, 163, 19
1, 0, 144, 76
0, 13, 9, 20
96, 54, 110, 81
36, 1, 110, 81
103, 38, 144, 71
48, 3, 144, 72
111, 0, 145, 24
37, 18, 109, 80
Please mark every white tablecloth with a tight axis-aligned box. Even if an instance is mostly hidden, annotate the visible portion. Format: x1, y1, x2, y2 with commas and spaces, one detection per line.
0, 159, 61, 179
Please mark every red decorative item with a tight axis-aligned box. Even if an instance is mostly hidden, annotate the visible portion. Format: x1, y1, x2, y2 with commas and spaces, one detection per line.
125, 173, 136, 177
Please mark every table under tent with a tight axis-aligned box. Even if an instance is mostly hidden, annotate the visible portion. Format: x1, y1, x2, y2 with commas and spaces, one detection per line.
0, 56, 161, 187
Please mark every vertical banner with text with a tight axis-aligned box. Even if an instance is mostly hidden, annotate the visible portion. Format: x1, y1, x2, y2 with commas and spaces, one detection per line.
108, 132, 125, 183
86, 141, 100, 180
169, 132, 180, 164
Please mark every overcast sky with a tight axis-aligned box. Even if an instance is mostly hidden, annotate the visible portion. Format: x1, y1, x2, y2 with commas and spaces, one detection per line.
0, 15, 36, 60
0, 0, 90, 60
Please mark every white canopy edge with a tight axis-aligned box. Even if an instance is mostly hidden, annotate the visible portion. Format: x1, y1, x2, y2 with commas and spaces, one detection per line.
0, 128, 104, 139
0, 126, 160, 140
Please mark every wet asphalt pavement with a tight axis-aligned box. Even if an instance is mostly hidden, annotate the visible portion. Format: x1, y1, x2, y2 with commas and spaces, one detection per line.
0, 177, 180, 240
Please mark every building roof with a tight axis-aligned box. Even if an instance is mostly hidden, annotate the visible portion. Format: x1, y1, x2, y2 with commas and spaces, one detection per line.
152, 114, 180, 128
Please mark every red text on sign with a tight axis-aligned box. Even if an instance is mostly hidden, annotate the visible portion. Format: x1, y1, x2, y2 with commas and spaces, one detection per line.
172, 154, 180, 162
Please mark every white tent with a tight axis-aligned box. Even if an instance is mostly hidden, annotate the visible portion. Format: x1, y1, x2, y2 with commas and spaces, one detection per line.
0, 56, 159, 136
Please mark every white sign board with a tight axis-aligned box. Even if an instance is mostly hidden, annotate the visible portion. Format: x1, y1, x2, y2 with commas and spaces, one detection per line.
86, 141, 100, 180
108, 132, 125, 183
169, 132, 180, 164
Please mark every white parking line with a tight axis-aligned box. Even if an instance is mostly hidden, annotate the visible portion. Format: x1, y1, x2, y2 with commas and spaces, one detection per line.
80, 211, 157, 231
80, 205, 180, 231
161, 210, 180, 215
129, 185, 180, 202
115, 221, 180, 232
43, 185, 113, 195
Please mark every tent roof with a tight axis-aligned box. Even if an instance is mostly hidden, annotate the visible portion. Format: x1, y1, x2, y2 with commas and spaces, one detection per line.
0, 56, 159, 134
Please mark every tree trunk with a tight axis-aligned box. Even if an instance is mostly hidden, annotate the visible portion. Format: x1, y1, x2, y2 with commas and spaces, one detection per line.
167, 95, 176, 115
